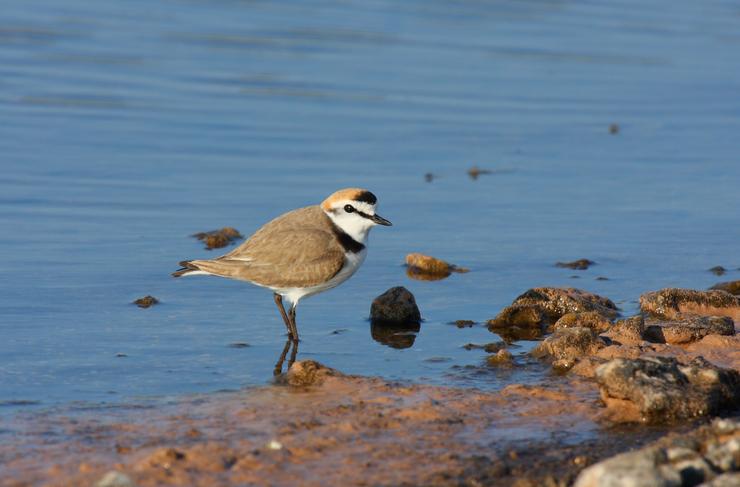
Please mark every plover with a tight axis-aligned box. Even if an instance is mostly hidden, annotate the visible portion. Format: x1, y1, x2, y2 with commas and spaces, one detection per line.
172, 188, 391, 342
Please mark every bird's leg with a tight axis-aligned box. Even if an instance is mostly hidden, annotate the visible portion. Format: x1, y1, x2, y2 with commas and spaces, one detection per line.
288, 304, 299, 342
273, 339, 292, 376
273, 293, 294, 340
288, 338, 298, 369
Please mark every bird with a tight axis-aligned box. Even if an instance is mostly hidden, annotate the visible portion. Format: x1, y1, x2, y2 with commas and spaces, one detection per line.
172, 188, 392, 342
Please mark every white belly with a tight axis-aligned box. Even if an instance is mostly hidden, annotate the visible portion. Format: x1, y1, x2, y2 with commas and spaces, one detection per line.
277, 249, 367, 305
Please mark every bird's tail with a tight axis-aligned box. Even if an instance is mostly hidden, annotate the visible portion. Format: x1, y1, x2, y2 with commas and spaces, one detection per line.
172, 260, 207, 278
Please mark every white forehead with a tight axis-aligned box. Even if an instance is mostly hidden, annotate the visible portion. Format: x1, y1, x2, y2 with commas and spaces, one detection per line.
331, 199, 376, 214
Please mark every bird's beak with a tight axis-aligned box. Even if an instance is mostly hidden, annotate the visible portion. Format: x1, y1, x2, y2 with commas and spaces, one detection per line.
371, 213, 392, 226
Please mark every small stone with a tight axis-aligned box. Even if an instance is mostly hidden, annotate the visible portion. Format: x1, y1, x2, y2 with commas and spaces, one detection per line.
192, 227, 243, 250
267, 440, 283, 450
228, 342, 250, 348
609, 123, 619, 134
370, 287, 421, 325
405, 253, 469, 280
709, 266, 727, 276
452, 320, 476, 328
424, 173, 435, 182
95, 471, 136, 487
467, 166, 492, 180
555, 259, 595, 270
133, 295, 158, 308
282, 360, 342, 387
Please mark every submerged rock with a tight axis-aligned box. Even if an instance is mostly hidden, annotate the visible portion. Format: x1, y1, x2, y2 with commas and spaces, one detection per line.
710, 280, 740, 296
555, 259, 595, 270
133, 295, 159, 308
532, 327, 605, 370
192, 227, 243, 250
709, 266, 727, 276
488, 288, 618, 336
282, 360, 343, 387
370, 286, 421, 325
552, 311, 612, 334
595, 356, 740, 423
575, 418, 740, 487
405, 253, 469, 281
643, 315, 735, 344
639, 288, 740, 321
451, 319, 476, 328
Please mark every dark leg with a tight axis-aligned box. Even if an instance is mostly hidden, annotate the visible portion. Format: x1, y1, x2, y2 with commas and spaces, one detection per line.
273, 293, 294, 340
288, 304, 299, 342
288, 338, 298, 368
273, 339, 292, 376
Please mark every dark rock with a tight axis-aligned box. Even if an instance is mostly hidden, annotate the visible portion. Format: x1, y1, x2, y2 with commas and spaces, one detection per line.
282, 360, 342, 387
575, 418, 740, 487
370, 286, 421, 325
552, 311, 612, 333
228, 342, 250, 348
555, 259, 595, 270
489, 288, 619, 330
595, 356, 740, 423
370, 322, 420, 349
532, 327, 605, 370
640, 288, 740, 320
462, 342, 506, 353
709, 266, 727, 276
609, 123, 619, 134
643, 315, 735, 344
486, 349, 513, 367
710, 280, 740, 296
424, 173, 435, 182
133, 295, 159, 308
491, 326, 545, 342
595, 276, 609, 281
452, 320, 476, 328
192, 227, 243, 250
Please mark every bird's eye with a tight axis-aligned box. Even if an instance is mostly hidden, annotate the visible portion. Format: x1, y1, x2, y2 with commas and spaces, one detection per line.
344, 204, 355, 213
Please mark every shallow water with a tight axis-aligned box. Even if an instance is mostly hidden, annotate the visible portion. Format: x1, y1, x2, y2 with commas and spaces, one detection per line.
1, 0, 739, 416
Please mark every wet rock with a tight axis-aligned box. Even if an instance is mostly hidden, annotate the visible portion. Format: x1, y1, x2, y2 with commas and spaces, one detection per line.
371, 322, 420, 349
95, 471, 136, 487
282, 360, 343, 387
146, 447, 186, 469
467, 165, 493, 180
555, 259, 595, 270
489, 288, 618, 333
452, 319, 476, 328
710, 280, 740, 296
575, 418, 740, 487
607, 315, 645, 344
532, 328, 605, 370
595, 356, 740, 423
133, 295, 159, 308
709, 266, 727, 276
639, 288, 740, 321
552, 311, 612, 334
370, 286, 421, 325
192, 227, 243, 250
462, 342, 506, 353
609, 123, 619, 134
405, 253, 469, 281
486, 349, 513, 367
643, 315, 735, 345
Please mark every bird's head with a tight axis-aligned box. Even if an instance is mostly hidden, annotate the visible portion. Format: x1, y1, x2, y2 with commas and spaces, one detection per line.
321, 188, 392, 243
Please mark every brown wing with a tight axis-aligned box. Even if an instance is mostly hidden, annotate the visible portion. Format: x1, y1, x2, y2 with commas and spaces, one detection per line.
188, 206, 345, 288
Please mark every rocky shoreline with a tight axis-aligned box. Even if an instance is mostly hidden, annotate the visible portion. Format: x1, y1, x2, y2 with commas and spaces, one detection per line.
2, 283, 739, 486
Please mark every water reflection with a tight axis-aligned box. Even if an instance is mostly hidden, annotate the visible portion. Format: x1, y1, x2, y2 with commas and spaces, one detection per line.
273, 339, 298, 376
370, 322, 421, 349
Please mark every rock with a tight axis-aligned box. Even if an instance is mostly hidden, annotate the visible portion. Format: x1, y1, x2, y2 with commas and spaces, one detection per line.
282, 360, 342, 387
488, 288, 618, 336
405, 253, 469, 281
555, 259, 595, 270
467, 166, 492, 180
462, 342, 506, 353
639, 288, 740, 321
192, 227, 243, 250
710, 280, 740, 296
575, 418, 740, 487
643, 315, 735, 344
486, 349, 513, 366
709, 266, 727, 276
133, 295, 159, 308
607, 315, 645, 344
371, 322, 420, 349
595, 356, 740, 423
609, 123, 619, 134
370, 286, 421, 325
552, 311, 612, 333
452, 320, 476, 328
532, 328, 605, 370
95, 471, 136, 487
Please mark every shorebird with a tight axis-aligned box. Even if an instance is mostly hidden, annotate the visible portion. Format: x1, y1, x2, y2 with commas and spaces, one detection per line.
172, 188, 391, 342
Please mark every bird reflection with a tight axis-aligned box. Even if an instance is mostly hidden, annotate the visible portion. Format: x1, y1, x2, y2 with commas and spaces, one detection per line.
273, 338, 298, 376
371, 322, 421, 349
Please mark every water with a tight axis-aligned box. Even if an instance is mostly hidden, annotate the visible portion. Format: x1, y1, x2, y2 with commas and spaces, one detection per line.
1, 0, 739, 413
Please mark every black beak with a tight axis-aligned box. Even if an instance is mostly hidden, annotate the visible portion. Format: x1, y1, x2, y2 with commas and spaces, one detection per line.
371, 213, 392, 226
